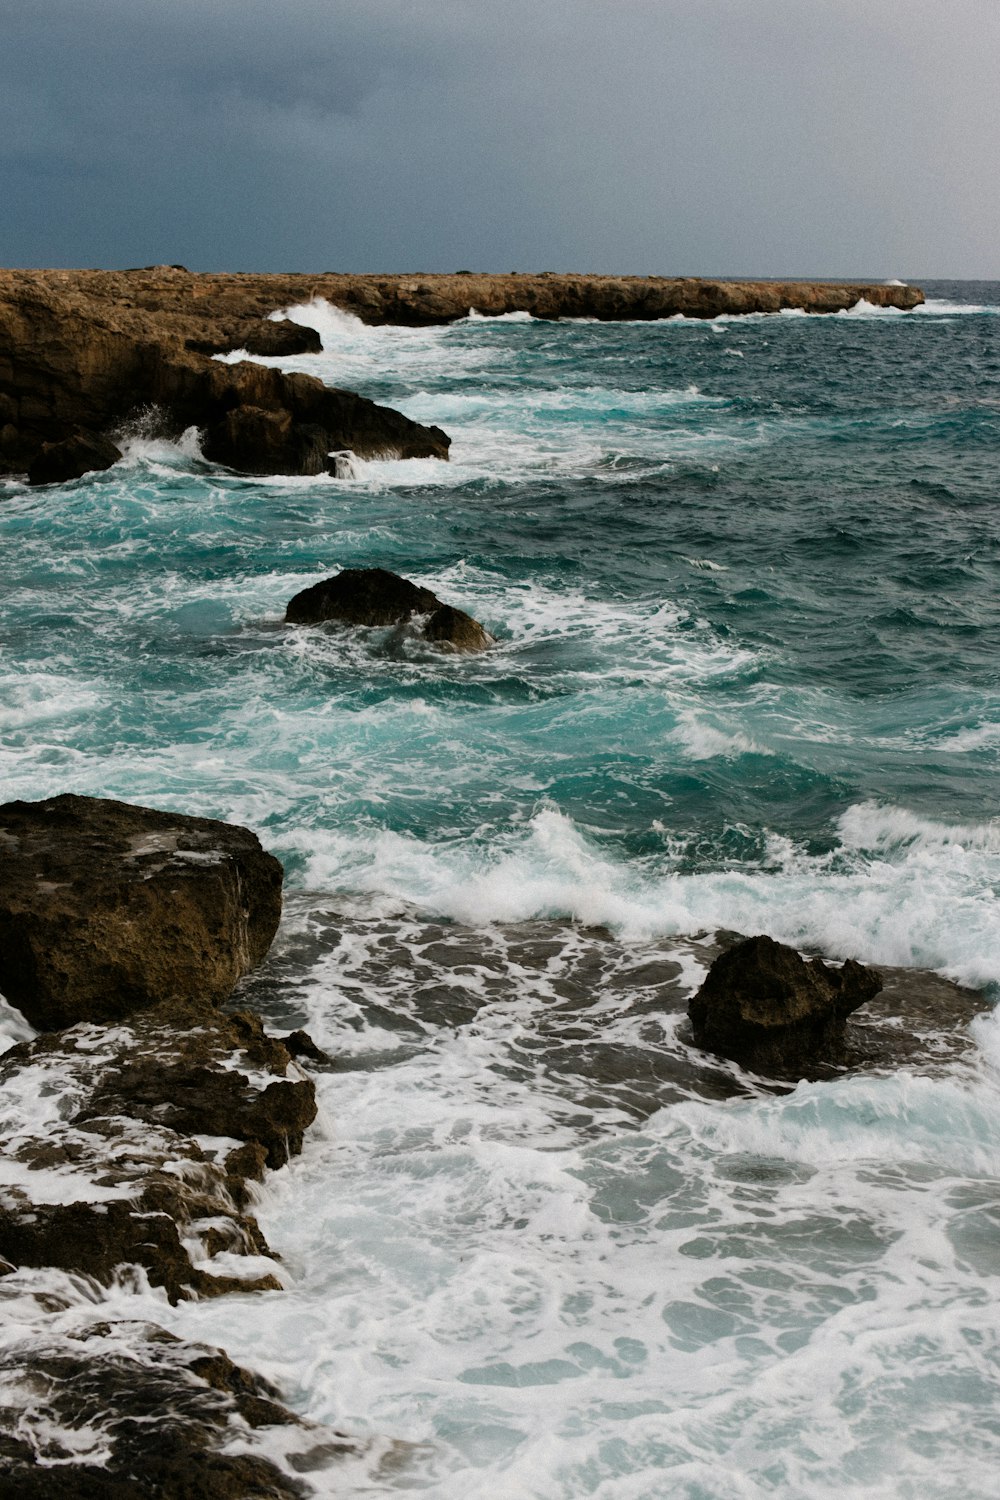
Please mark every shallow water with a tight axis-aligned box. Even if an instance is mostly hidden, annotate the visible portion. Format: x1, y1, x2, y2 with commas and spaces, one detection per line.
2, 281, 1000, 1496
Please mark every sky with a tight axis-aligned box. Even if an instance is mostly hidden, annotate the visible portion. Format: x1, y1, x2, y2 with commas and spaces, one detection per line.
2, 0, 999, 278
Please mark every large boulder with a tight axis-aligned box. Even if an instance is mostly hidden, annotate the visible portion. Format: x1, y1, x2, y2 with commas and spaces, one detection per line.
688, 934, 882, 1076
285, 566, 492, 652
0, 794, 283, 1031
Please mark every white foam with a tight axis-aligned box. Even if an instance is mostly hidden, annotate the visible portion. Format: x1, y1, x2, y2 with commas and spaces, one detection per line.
289, 801, 1000, 989
668, 709, 769, 760
466, 308, 537, 322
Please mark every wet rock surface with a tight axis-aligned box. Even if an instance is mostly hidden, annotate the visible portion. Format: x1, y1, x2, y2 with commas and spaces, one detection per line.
0, 1319, 354, 1497
285, 567, 493, 652
25, 428, 123, 486
0, 999, 315, 1300
688, 934, 884, 1077
0, 794, 284, 1031
239, 902, 990, 1123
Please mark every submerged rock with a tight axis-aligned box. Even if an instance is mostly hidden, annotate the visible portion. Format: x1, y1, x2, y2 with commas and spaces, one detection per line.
0, 1319, 355, 1497
688, 934, 882, 1076
0, 999, 316, 1300
26, 427, 123, 486
284, 566, 493, 652
0, 794, 283, 1031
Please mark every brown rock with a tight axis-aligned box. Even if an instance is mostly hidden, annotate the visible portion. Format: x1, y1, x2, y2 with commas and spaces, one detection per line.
424, 603, 494, 653
0, 268, 450, 478
688, 934, 882, 1076
0, 1320, 355, 1498
284, 566, 493, 651
201, 403, 329, 475
0, 793, 283, 1031
26, 427, 123, 486
0, 999, 315, 1300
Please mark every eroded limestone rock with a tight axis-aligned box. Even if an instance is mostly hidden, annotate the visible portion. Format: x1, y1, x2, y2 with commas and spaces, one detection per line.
0, 1000, 316, 1300
0, 1319, 356, 1497
0, 794, 283, 1031
688, 934, 882, 1077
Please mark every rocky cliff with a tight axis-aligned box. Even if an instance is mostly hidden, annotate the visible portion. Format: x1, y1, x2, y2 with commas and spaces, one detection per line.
0, 267, 923, 482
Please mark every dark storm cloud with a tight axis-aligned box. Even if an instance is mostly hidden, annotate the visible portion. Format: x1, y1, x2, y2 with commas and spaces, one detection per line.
2, 0, 999, 275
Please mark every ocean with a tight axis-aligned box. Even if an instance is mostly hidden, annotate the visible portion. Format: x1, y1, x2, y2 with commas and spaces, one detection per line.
1, 281, 999, 1497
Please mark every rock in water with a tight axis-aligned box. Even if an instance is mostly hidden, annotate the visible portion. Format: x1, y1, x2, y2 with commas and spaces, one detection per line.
424, 603, 494, 653
0, 794, 283, 1031
285, 566, 440, 625
688, 934, 882, 1076
0, 1001, 315, 1300
0, 1321, 353, 1497
284, 566, 493, 651
201, 403, 329, 476
26, 428, 122, 486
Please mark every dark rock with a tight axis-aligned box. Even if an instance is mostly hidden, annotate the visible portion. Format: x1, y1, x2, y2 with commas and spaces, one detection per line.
0, 793, 283, 1031
424, 603, 494, 653
284, 566, 492, 651
688, 934, 882, 1076
240, 320, 322, 357
285, 566, 440, 626
0, 999, 315, 1300
202, 404, 329, 475
187, 320, 322, 358
282, 1028, 332, 1064
26, 428, 122, 485
0, 1320, 355, 1497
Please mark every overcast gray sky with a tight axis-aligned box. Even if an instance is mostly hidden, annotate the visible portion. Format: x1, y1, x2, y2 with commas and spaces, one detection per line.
3, 0, 998, 276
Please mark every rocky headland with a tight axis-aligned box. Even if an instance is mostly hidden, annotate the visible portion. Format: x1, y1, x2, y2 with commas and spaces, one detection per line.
0, 266, 923, 483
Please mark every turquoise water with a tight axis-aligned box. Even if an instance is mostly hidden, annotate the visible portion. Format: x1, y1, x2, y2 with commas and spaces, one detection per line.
2, 283, 1000, 1496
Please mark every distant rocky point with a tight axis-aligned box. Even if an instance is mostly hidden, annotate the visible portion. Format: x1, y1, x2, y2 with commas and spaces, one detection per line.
0, 267, 922, 484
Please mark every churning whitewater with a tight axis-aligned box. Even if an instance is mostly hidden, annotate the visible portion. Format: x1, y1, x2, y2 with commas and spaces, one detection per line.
2, 282, 999, 1497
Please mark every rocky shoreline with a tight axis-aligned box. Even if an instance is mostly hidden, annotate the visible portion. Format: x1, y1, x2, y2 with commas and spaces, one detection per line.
0, 795, 989, 1493
0, 796, 354, 1495
0, 267, 923, 483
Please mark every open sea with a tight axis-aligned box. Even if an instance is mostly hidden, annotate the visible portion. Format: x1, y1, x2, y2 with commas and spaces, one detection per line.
2, 281, 1000, 1497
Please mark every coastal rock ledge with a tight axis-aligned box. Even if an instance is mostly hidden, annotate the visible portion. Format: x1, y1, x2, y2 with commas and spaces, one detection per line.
0, 793, 283, 1031
0, 267, 921, 482
0, 793, 370, 1493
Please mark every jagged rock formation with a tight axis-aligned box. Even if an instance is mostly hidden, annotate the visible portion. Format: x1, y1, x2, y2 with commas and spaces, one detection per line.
0, 267, 450, 482
0, 794, 364, 1491
0, 999, 316, 1300
0, 1321, 354, 1497
285, 566, 493, 652
0, 794, 284, 1031
0, 267, 921, 481
688, 933, 882, 1076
